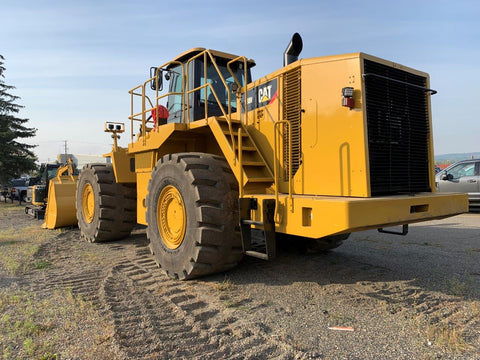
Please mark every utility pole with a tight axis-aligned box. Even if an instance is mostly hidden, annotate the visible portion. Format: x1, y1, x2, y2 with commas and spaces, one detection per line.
63, 140, 68, 163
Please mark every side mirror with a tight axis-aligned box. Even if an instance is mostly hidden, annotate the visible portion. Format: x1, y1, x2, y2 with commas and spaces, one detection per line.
441, 173, 453, 181
150, 67, 163, 91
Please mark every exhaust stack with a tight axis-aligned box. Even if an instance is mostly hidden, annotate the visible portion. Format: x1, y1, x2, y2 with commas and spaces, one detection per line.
283, 33, 303, 66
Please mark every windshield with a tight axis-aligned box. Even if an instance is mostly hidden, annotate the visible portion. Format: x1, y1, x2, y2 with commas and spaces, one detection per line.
10, 179, 27, 187
199, 62, 245, 112
47, 168, 59, 180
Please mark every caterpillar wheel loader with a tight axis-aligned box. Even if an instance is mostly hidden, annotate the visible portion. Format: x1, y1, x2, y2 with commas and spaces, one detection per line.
75, 33, 468, 280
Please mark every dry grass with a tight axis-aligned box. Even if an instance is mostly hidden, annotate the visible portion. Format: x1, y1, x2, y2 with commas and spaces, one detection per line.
424, 300, 480, 354
0, 224, 60, 275
0, 289, 115, 359
426, 323, 470, 352
0, 203, 117, 359
216, 276, 235, 292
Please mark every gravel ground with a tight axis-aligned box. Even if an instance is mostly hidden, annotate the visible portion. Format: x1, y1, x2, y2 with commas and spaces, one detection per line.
1, 201, 479, 359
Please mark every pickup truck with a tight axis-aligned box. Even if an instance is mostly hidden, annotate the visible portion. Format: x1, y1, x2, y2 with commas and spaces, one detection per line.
9, 178, 29, 202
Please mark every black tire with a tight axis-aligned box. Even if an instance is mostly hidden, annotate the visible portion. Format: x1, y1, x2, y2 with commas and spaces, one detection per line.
76, 163, 136, 242
306, 233, 350, 252
277, 233, 350, 254
146, 153, 243, 280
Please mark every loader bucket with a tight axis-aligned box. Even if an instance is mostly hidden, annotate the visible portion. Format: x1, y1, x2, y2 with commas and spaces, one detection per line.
42, 175, 78, 229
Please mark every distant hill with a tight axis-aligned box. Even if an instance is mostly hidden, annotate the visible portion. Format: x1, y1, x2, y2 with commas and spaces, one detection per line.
435, 152, 480, 164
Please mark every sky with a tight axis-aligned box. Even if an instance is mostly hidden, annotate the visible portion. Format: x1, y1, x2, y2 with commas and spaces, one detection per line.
1, 0, 479, 163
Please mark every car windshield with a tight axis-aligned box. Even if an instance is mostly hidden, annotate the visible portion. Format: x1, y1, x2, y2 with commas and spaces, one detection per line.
10, 179, 27, 187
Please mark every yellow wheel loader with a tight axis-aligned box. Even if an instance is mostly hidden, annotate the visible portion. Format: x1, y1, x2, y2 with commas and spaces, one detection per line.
75, 33, 468, 280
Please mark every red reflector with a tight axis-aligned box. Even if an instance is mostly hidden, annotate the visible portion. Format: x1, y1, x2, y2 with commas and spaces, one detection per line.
342, 97, 354, 108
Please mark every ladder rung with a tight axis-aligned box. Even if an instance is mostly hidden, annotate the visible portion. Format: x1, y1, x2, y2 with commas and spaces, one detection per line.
245, 251, 269, 260
246, 177, 274, 183
242, 220, 263, 226
243, 161, 265, 166
222, 129, 248, 137
218, 117, 241, 124
238, 145, 256, 152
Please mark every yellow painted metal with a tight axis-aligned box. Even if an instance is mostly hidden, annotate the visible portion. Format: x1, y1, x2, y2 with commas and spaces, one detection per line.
245, 192, 468, 239
113, 47, 468, 242
128, 60, 185, 144
42, 175, 78, 229
157, 185, 186, 249
273, 121, 292, 222
81, 183, 94, 224
105, 147, 135, 183
42, 159, 78, 230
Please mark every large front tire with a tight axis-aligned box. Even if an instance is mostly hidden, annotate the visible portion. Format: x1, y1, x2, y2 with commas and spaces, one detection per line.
146, 153, 243, 280
76, 163, 136, 242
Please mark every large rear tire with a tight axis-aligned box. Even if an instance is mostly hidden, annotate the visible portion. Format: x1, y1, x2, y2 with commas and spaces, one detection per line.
76, 163, 136, 242
146, 153, 243, 280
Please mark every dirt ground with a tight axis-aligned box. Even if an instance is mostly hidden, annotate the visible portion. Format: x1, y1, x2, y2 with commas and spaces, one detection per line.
1, 201, 479, 359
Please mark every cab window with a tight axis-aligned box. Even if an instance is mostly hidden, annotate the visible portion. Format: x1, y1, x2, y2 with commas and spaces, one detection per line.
199, 61, 245, 112
166, 65, 183, 123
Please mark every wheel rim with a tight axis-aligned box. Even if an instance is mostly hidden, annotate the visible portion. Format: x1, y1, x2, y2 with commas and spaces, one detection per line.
157, 185, 186, 249
81, 183, 95, 224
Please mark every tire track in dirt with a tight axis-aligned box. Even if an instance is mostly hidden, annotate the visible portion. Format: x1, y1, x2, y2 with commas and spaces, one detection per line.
21, 231, 108, 305
25, 229, 301, 359
355, 281, 480, 348
101, 239, 300, 359
240, 250, 480, 353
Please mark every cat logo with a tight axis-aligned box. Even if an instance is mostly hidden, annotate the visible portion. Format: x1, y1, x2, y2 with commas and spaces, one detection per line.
241, 78, 278, 112
257, 79, 278, 107
259, 85, 273, 103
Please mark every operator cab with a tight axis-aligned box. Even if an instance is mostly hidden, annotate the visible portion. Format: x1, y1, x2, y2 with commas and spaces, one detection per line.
151, 48, 255, 124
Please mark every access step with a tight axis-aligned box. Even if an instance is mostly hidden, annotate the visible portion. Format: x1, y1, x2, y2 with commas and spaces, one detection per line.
239, 198, 276, 260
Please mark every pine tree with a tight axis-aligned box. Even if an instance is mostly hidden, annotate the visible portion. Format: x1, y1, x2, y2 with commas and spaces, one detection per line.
0, 55, 37, 184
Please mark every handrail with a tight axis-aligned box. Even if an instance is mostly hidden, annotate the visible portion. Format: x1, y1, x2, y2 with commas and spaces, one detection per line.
238, 127, 243, 198
227, 56, 249, 126
155, 61, 185, 125
185, 50, 237, 159
273, 120, 293, 223
128, 60, 185, 144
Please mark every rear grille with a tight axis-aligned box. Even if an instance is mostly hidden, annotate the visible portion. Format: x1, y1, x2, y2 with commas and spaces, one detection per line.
364, 60, 431, 196
283, 67, 302, 180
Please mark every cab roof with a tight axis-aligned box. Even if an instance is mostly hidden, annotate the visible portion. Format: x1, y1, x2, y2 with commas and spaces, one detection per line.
170, 47, 256, 68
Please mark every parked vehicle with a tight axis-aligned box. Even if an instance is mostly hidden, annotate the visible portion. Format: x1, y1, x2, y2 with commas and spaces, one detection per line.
436, 159, 480, 208
43, 33, 467, 281
1, 185, 9, 202
9, 178, 29, 202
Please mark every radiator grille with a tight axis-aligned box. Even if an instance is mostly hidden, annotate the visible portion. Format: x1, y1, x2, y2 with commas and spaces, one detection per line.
283, 67, 302, 180
364, 60, 431, 195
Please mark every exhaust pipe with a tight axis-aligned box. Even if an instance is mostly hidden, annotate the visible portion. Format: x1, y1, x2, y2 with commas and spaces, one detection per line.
283, 33, 303, 66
